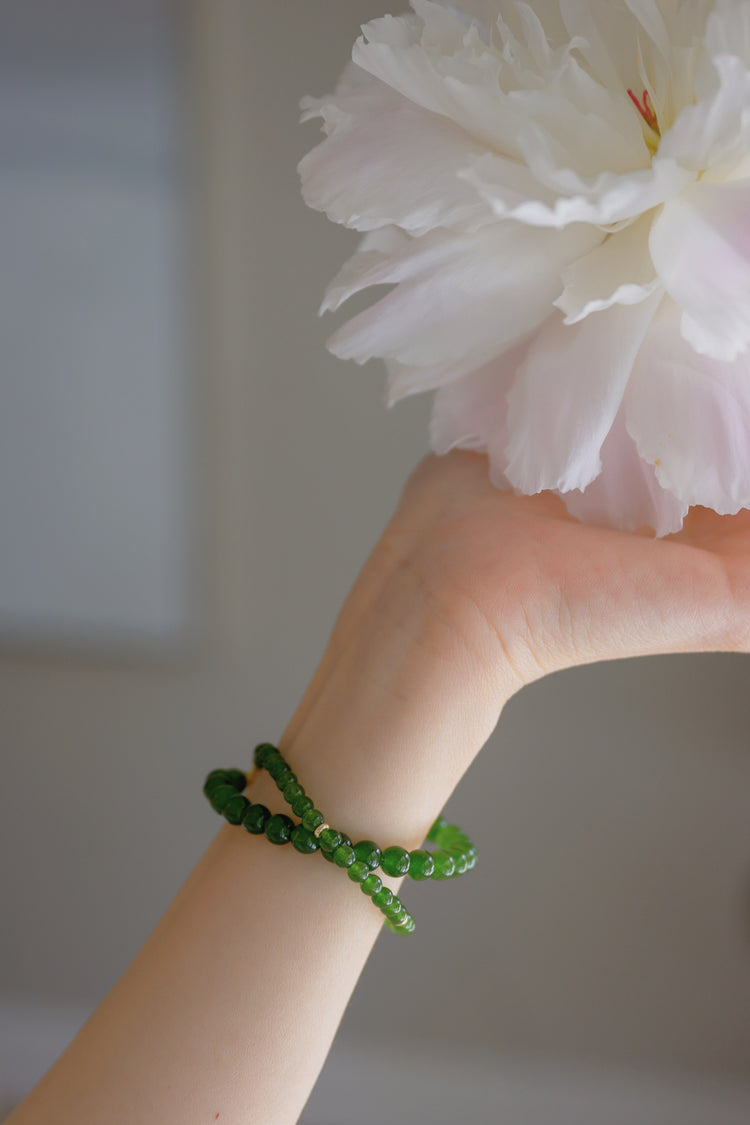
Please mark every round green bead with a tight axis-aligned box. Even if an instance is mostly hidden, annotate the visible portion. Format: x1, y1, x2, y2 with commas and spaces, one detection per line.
273, 769, 294, 791
292, 795, 313, 818
209, 784, 237, 814
372, 887, 394, 909
452, 853, 470, 876
242, 803, 270, 834
380, 846, 410, 877
253, 743, 276, 769
283, 781, 304, 805
347, 861, 369, 883
321, 834, 351, 863
261, 747, 280, 769
204, 777, 227, 800
223, 793, 250, 825
361, 874, 383, 897
318, 828, 343, 853
203, 769, 230, 793
431, 852, 456, 880
353, 840, 381, 871
407, 849, 435, 881
291, 825, 319, 854
302, 808, 325, 833
223, 769, 247, 790
266, 755, 286, 781
265, 813, 295, 845
333, 845, 356, 868
384, 900, 406, 921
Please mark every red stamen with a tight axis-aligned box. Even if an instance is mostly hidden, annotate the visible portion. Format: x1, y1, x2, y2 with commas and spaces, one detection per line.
627, 88, 658, 131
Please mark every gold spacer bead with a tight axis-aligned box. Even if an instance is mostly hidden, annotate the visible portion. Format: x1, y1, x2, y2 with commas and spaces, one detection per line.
313, 822, 330, 839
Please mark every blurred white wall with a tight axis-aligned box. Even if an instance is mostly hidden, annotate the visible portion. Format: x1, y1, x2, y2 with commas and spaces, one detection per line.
0, 0, 188, 643
2, 0, 750, 1097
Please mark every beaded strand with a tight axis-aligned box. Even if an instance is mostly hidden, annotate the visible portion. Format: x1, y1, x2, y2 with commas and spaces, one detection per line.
203, 743, 477, 936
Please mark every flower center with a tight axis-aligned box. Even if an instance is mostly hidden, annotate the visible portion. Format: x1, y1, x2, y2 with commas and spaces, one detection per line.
627, 88, 660, 153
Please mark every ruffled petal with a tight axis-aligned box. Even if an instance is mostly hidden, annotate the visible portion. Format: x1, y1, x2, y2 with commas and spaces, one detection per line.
562, 406, 688, 536
463, 140, 695, 228
299, 74, 496, 236
428, 335, 536, 489
326, 221, 603, 372
554, 212, 662, 324
626, 297, 750, 513
649, 179, 750, 362
352, 4, 529, 152
660, 52, 750, 174
504, 289, 663, 494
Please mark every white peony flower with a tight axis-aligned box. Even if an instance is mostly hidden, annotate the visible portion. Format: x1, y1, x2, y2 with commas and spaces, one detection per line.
299, 0, 750, 535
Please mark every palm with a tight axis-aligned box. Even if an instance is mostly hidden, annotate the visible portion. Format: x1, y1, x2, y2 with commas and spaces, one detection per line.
389, 451, 750, 686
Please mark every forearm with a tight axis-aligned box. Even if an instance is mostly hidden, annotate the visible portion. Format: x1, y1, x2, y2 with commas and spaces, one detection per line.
8, 550, 513, 1125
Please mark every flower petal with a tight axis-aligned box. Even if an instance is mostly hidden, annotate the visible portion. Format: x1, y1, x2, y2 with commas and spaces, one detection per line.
626, 297, 750, 513
463, 138, 695, 228
326, 221, 602, 371
649, 178, 750, 362
562, 406, 688, 536
299, 73, 496, 236
352, 4, 527, 152
554, 212, 662, 324
660, 51, 750, 174
504, 289, 663, 494
428, 335, 536, 489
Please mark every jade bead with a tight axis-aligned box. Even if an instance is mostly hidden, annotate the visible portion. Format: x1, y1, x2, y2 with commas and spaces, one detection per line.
253, 743, 276, 769
361, 874, 383, 897
265, 813, 295, 845
204, 777, 227, 800
266, 756, 286, 781
291, 825, 319, 854
242, 803, 270, 834
223, 769, 247, 790
383, 899, 405, 920
273, 769, 294, 791
318, 828, 343, 853
407, 849, 435, 881
292, 795, 313, 818
372, 887, 394, 909
333, 845, 356, 868
203, 769, 230, 792
223, 793, 250, 825
283, 781, 304, 805
353, 840, 381, 871
321, 834, 351, 863
347, 861, 369, 883
380, 846, 410, 877
431, 852, 456, 880
452, 853, 469, 876
209, 784, 237, 814
302, 809, 325, 833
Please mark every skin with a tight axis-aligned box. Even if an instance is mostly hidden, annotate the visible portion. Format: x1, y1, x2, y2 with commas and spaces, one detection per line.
8, 449, 750, 1125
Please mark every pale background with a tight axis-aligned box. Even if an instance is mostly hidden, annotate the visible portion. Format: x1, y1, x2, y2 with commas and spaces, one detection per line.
2, 1, 750, 1120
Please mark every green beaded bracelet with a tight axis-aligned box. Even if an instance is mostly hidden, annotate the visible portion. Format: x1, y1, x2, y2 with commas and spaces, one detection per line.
203, 743, 477, 936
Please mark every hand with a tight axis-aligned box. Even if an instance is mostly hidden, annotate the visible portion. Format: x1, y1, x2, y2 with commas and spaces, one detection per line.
382, 450, 750, 690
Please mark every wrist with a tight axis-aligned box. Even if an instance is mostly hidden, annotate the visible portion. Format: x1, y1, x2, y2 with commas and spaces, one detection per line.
274, 562, 514, 849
